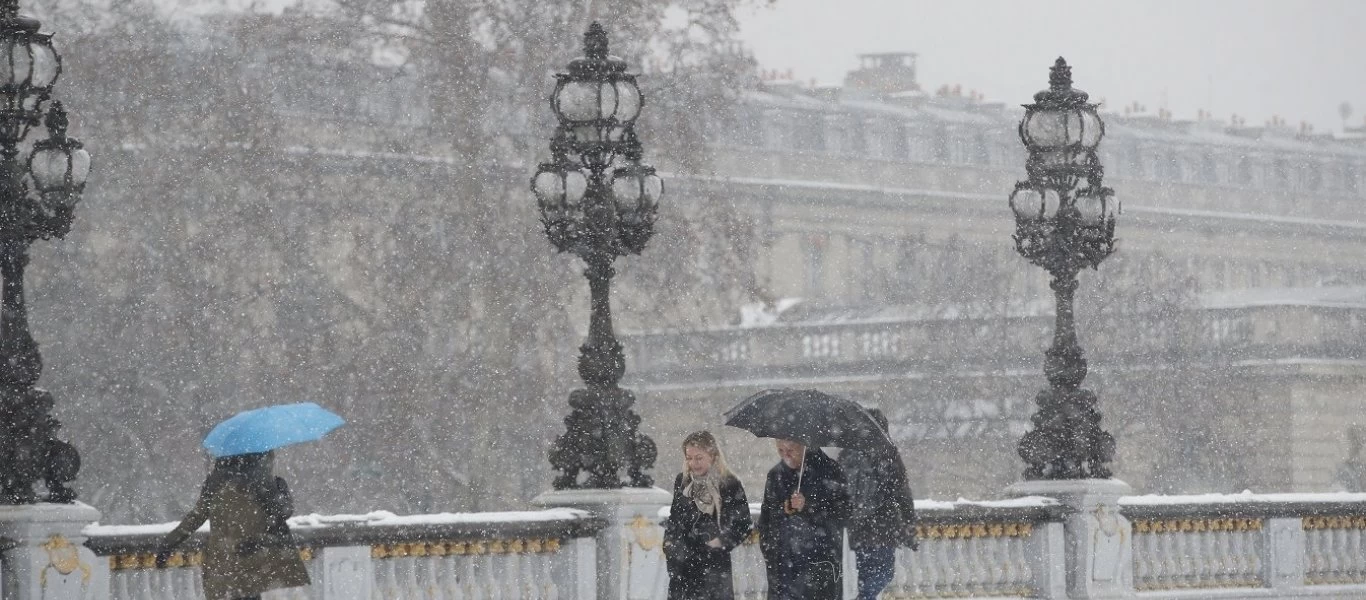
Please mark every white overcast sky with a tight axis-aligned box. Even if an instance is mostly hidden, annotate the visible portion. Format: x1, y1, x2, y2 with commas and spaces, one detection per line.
736, 0, 1366, 134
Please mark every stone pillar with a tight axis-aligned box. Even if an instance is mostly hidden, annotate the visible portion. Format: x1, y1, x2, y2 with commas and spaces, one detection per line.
1264, 517, 1306, 591
533, 487, 671, 600
1008, 479, 1134, 599
0, 502, 109, 600
1026, 520, 1068, 599
313, 546, 372, 600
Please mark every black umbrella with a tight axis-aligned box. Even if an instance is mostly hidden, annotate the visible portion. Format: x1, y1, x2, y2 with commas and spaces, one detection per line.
725, 388, 892, 450
725, 388, 896, 486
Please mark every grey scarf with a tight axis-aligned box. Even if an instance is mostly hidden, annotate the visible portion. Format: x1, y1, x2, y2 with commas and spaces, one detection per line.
683, 471, 722, 517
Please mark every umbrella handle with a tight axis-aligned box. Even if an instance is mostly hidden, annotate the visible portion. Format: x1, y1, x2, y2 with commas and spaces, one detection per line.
796, 446, 806, 492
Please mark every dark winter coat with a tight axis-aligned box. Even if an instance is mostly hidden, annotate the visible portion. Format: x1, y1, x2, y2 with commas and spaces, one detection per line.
841, 446, 918, 550
757, 448, 849, 600
663, 471, 753, 600
161, 474, 310, 600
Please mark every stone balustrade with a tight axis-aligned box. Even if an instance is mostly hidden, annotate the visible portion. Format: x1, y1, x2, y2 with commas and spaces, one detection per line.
713, 497, 1064, 600
33, 490, 1366, 599
1121, 492, 1366, 599
621, 304, 1366, 388
82, 509, 604, 600
859, 498, 1063, 598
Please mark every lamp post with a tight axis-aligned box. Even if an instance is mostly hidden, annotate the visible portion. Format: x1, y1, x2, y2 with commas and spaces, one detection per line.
1009, 58, 1117, 480
0, 0, 90, 504
532, 23, 661, 489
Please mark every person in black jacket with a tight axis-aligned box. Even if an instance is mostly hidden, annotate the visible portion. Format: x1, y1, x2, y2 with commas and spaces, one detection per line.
663, 431, 753, 600
758, 439, 849, 600
841, 408, 918, 600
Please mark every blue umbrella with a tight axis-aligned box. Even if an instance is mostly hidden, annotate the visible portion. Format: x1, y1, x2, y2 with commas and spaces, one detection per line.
203, 402, 345, 458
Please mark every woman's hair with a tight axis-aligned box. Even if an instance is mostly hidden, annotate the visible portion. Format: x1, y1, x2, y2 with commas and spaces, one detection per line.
681, 430, 731, 480
204, 451, 274, 495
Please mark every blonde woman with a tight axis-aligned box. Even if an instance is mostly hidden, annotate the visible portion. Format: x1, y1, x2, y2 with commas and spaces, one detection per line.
662, 431, 753, 600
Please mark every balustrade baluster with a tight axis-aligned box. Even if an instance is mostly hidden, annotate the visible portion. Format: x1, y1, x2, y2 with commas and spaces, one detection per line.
445, 551, 465, 600
1132, 525, 1151, 590
1194, 524, 1211, 588
406, 554, 426, 597
466, 550, 485, 600
490, 546, 508, 600
989, 529, 1009, 594
1173, 525, 1188, 588
1011, 533, 1031, 595
1219, 524, 1236, 586
512, 547, 528, 599
426, 552, 446, 600
1309, 526, 1325, 583
538, 549, 554, 600
133, 567, 155, 599
1345, 525, 1360, 584
924, 533, 943, 597
1329, 525, 1345, 584
114, 568, 133, 600
964, 534, 983, 594
1350, 524, 1364, 583
911, 541, 930, 597
376, 551, 396, 599
1343, 524, 1356, 583
1162, 523, 1178, 588
1220, 523, 1236, 586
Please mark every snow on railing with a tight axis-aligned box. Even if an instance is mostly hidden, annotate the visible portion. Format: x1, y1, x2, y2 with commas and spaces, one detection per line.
707, 496, 1063, 600
1123, 491, 1366, 597
77, 492, 1366, 600
84, 508, 605, 600
876, 497, 1061, 598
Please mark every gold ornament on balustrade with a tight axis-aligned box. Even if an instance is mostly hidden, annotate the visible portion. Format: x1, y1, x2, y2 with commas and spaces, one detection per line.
915, 522, 1034, 540
1132, 518, 1263, 534
1302, 515, 1366, 530
370, 538, 562, 559
111, 548, 313, 571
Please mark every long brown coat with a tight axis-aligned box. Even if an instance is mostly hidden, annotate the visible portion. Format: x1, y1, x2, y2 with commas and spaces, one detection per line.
163, 479, 310, 599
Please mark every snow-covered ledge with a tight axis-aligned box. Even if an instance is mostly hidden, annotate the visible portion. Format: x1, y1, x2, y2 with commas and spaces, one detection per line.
1121, 491, 1366, 599
533, 487, 673, 600
71, 491, 1366, 600
83, 508, 606, 600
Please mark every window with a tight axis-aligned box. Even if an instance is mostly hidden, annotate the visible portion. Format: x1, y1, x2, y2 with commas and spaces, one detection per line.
1158, 152, 1183, 182
1273, 159, 1290, 189
843, 117, 867, 155
1237, 157, 1254, 186
1127, 145, 1146, 179
794, 112, 825, 152
760, 109, 784, 149
888, 122, 909, 159
1304, 162, 1322, 190
852, 238, 875, 301
1199, 154, 1218, 184
730, 106, 763, 147
804, 234, 826, 297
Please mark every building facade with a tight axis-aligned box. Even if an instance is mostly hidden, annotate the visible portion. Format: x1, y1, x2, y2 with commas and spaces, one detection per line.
626, 53, 1366, 499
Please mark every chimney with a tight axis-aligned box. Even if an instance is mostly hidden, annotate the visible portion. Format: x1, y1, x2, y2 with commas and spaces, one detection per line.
843, 52, 920, 100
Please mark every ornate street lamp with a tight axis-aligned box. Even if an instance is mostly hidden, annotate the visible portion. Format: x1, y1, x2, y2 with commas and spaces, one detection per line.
0, 0, 90, 504
532, 23, 661, 489
1010, 58, 1118, 480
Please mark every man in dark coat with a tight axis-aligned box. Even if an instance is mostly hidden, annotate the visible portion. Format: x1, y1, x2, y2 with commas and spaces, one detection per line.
841, 408, 918, 600
758, 439, 849, 600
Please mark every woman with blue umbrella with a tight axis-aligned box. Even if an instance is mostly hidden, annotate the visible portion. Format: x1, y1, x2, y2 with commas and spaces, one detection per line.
155, 402, 343, 600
